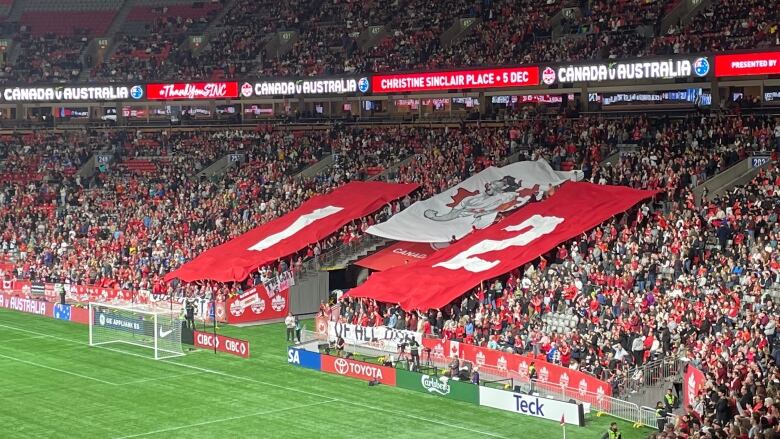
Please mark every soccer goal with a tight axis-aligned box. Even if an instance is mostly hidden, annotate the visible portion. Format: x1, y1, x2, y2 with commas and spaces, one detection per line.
88, 302, 185, 360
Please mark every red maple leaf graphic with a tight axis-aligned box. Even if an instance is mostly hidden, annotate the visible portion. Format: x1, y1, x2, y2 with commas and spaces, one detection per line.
446, 187, 479, 208
516, 184, 540, 198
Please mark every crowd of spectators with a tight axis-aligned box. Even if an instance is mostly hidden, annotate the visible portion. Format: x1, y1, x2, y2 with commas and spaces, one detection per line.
331, 115, 780, 438
0, 33, 89, 84
646, 0, 780, 56
0, 0, 777, 83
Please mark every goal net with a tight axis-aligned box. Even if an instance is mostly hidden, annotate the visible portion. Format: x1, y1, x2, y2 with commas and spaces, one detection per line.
89, 302, 184, 360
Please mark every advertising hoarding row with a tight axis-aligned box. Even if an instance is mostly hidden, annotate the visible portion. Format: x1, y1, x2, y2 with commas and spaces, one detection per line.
286, 348, 585, 426
0, 51, 775, 102
193, 331, 251, 358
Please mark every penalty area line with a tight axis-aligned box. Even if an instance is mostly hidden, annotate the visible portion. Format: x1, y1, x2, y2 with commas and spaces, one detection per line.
112, 400, 336, 439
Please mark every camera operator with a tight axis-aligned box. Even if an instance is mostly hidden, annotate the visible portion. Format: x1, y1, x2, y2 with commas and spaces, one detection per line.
335, 336, 345, 357
408, 338, 420, 369
185, 300, 196, 329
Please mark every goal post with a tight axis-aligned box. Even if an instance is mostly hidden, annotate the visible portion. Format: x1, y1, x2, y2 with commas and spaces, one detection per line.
88, 302, 185, 360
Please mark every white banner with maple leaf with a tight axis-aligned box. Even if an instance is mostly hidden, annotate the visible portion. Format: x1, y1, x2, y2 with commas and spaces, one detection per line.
367, 159, 582, 243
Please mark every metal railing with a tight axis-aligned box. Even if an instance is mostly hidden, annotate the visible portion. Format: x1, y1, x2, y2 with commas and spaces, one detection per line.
639, 406, 662, 430
616, 356, 685, 396
293, 234, 386, 280
529, 379, 641, 423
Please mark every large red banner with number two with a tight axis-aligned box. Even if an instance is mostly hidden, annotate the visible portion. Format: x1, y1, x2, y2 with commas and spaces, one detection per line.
348, 182, 657, 310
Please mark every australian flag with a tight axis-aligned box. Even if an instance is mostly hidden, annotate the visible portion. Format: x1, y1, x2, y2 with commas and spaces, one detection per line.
54, 304, 72, 321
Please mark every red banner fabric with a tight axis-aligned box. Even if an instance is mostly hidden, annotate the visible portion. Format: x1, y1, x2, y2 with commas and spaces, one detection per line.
193, 331, 250, 358
354, 241, 439, 272
166, 181, 418, 283
320, 354, 397, 385
683, 364, 706, 408
422, 338, 612, 398
225, 285, 289, 324
348, 182, 656, 310
66, 284, 144, 304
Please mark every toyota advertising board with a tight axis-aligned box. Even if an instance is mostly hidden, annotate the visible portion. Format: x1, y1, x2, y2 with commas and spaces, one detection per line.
372, 67, 540, 93
715, 51, 780, 77
320, 355, 396, 386
395, 368, 479, 404
147, 82, 239, 100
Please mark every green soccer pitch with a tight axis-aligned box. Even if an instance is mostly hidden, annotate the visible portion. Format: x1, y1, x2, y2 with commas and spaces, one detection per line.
0, 308, 654, 439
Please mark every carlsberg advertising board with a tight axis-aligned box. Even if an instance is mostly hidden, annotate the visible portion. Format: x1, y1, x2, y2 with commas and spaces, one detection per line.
395, 369, 479, 404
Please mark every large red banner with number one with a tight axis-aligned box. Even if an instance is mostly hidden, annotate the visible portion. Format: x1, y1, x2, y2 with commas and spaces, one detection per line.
166, 181, 418, 283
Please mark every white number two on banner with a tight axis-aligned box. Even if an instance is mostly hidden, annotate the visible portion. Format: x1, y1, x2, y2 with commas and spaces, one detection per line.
434, 215, 564, 273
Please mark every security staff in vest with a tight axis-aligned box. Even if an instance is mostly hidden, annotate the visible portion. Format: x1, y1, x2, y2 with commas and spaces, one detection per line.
600, 422, 621, 439
528, 361, 538, 393
655, 401, 670, 432
408, 338, 420, 370
664, 388, 679, 411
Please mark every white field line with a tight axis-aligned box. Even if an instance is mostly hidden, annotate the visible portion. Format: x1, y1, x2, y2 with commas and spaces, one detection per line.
0, 322, 509, 439
113, 371, 207, 386
0, 351, 117, 385
0, 335, 49, 343
112, 400, 336, 439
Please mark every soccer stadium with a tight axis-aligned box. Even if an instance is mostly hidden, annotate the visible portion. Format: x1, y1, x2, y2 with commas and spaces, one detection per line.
0, 0, 779, 438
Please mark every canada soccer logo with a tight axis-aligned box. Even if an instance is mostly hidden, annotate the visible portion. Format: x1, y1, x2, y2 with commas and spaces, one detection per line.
334, 358, 349, 375
251, 298, 266, 314
316, 319, 327, 335
475, 351, 486, 366
559, 372, 570, 388
538, 366, 549, 382
518, 361, 529, 377
542, 67, 556, 85
497, 356, 507, 370
432, 344, 444, 359
596, 386, 606, 401
578, 379, 588, 396
241, 82, 253, 98
271, 294, 286, 312
230, 301, 245, 317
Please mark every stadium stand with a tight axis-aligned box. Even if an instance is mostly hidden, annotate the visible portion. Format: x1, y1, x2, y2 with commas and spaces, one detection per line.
0, 2, 779, 438
0, 0, 775, 82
